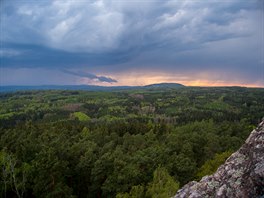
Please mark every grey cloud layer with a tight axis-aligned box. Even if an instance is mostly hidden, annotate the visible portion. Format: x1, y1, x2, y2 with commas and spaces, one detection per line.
1, 0, 260, 53
0, 0, 263, 85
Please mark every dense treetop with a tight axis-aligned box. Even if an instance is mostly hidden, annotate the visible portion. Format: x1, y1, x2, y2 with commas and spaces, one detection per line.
0, 87, 263, 197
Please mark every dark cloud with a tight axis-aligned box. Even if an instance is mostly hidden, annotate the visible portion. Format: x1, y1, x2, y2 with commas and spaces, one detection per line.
0, 0, 263, 86
0, 42, 134, 68
62, 70, 117, 83
1, 0, 259, 54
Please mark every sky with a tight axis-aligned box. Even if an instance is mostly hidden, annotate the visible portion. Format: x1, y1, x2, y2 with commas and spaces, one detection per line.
0, 0, 263, 87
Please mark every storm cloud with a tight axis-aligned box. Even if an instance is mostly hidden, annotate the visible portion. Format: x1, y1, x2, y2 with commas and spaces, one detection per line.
0, 0, 263, 86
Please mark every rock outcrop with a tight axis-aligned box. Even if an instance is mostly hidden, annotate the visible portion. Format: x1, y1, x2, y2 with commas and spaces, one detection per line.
174, 120, 264, 198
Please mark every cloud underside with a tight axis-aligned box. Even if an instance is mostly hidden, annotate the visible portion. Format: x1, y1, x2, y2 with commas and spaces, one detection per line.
1, 0, 261, 52
0, 0, 263, 86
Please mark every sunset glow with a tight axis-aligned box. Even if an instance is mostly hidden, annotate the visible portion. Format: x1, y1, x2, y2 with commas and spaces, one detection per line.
78, 70, 264, 88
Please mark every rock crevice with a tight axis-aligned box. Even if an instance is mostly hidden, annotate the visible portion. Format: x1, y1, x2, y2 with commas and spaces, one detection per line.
174, 120, 264, 198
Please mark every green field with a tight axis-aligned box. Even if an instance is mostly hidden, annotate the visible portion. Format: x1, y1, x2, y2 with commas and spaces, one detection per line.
0, 87, 264, 197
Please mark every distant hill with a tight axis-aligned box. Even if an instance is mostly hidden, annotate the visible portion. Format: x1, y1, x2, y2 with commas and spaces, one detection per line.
0, 83, 185, 92
144, 83, 185, 89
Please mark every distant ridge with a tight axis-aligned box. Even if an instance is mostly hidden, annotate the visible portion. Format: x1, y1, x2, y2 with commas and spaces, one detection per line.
0, 83, 185, 92
144, 83, 185, 89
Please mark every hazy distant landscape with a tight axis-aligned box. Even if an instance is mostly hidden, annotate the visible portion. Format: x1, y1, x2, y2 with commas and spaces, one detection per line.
0, 83, 184, 92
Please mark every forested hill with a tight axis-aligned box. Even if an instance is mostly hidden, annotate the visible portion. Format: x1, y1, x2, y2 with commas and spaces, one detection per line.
0, 83, 185, 92
0, 87, 264, 197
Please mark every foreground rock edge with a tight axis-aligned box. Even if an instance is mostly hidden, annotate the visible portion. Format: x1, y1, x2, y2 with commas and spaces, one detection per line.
174, 119, 264, 198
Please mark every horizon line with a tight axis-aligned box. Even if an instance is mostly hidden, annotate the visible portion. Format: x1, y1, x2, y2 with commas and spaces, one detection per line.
0, 83, 263, 89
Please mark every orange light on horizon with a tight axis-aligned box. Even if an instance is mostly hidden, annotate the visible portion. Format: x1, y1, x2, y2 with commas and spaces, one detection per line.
78, 70, 264, 88
182, 81, 263, 88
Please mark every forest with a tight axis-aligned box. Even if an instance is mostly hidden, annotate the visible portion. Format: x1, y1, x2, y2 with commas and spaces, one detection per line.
0, 86, 264, 198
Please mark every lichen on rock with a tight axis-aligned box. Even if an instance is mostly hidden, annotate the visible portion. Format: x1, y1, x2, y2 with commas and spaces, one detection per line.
174, 119, 264, 198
